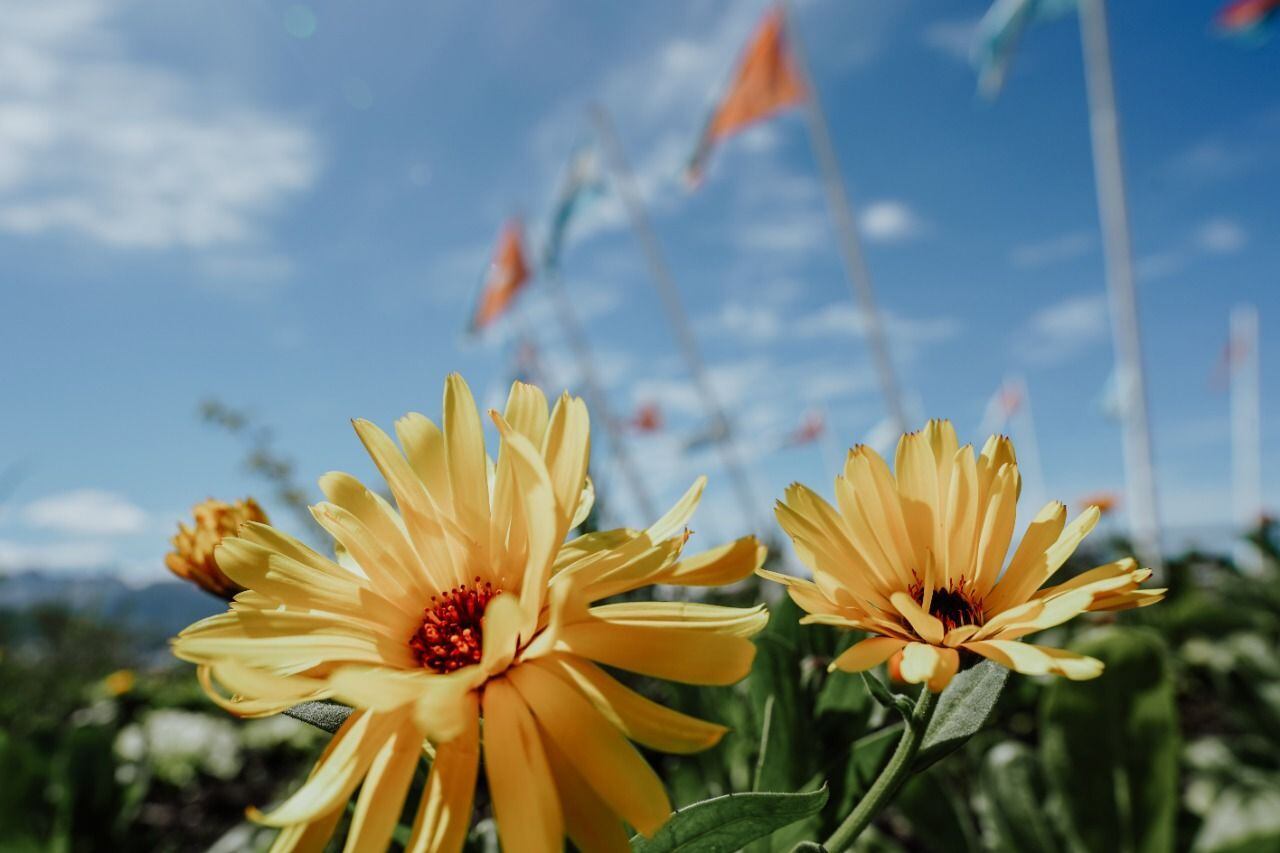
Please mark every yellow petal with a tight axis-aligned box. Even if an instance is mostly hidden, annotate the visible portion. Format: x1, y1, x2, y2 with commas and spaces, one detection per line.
926, 647, 960, 692
942, 445, 978, 589
646, 535, 765, 588
309, 502, 421, 605
895, 428, 942, 572
829, 637, 907, 673
897, 642, 942, 684
394, 412, 453, 516
969, 464, 1019, 597
889, 591, 945, 645
587, 601, 769, 638
542, 736, 631, 853
982, 501, 1067, 613
268, 804, 345, 853
1031, 558, 1140, 600
318, 472, 436, 602
344, 718, 423, 853
988, 505, 1098, 612
508, 661, 671, 837
404, 696, 479, 853
980, 589, 1095, 641
839, 446, 917, 587
482, 678, 563, 853
555, 619, 757, 685
490, 413, 560, 640
965, 639, 1104, 680
781, 484, 896, 607
252, 708, 405, 826
324, 667, 476, 743
647, 477, 705, 542
443, 373, 492, 566
502, 381, 550, 444
478, 591, 523, 677
542, 392, 591, 539
538, 654, 728, 754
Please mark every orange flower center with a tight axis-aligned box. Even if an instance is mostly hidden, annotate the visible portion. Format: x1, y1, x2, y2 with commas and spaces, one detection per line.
409, 578, 500, 673
911, 579, 985, 634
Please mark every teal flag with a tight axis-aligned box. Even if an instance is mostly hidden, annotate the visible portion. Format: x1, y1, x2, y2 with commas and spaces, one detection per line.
973, 0, 1077, 98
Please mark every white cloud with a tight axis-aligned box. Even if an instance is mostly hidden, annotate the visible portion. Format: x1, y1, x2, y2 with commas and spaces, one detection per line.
1017, 292, 1110, 365
735, 212, 828, 253
0, 0, 318, 249
21, 489, 148, 536
0, 538, 118, 571
1194, 217, 1247, 255
921, 18, 979, 63
793, 302, 960, 350
1008, 229, 1095, 269
860, 200, 926, 244
713, 301, 784, 342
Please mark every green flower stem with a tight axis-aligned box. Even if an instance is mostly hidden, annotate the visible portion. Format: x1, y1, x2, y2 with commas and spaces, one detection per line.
824, 687, 939, 851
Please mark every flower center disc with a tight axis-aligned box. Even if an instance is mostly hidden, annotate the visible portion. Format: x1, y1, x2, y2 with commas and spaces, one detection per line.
409, 578, 499, 673
911, 581, 985, 634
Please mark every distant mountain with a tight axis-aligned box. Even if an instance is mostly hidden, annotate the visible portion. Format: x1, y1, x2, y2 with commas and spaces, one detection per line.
0, 570, 225, 643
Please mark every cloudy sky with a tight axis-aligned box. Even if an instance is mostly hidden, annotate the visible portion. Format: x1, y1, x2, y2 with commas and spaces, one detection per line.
1, 0, 1276, 581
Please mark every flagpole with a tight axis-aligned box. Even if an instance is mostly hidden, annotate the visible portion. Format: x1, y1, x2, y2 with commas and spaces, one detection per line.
590, 104, 763, 534
543, 265, 660, 523
1230, 304, 1262, 571
1011, 375, 1048, 515
1076, 0, 1163, 571
782, 6, 909, 436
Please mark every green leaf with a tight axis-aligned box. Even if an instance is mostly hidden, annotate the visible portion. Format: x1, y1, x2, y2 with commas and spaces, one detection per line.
749, 604, 810, 793
896, 764, 981, 852
632, 787, 829, 852
837, 724, 902, 815
859, 672, 913, 721
915, 660, 1008, 770
284, 700, 352, 734
977, 742, 1061, 853
1040, 627, 1178, 853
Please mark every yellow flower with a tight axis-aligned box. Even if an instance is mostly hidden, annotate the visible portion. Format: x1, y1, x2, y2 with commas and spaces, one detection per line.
165, 497, 268, 599
761, 420, 1163, 693
102, 668, 136, 697
173, 375, 766, 853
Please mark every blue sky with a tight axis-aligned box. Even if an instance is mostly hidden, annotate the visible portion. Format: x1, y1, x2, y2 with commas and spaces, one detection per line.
0, 0, 1275, 581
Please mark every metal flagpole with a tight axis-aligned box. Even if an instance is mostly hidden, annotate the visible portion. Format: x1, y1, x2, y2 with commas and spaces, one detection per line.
1076, 0, 1163, 571
1230, 304, 1262, 572
782, 6, 909, 436
1010, 375, 1048, 516
543, 264, 660, 523
590, 104, 763, 534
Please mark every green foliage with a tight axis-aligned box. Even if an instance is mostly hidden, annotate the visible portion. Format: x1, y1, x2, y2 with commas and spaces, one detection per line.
916, 660, 1009, 770
1040, 627, 1179, 853
632, 788, 829, 852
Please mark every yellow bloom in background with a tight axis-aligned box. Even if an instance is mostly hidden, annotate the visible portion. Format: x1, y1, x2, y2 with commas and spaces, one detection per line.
102, 668, 136, 697
173, 375, 766, 853
762, 420, 1163, 692
165, 497, 268, 599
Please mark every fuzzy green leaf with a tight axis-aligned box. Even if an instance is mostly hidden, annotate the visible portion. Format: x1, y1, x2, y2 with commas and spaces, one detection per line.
915, 660, 1008, 769
284, 700, 352, 734
632, 787, 829, 852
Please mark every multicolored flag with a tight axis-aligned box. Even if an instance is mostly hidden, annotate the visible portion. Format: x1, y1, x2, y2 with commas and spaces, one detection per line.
972, 0, 1077, 98
470, 220, 531, 332
630, 402, 663, 434
1216, 0, 1280, 37
543, 144, 605, 271
685, 7, 807, 186
780, 409, 825, 448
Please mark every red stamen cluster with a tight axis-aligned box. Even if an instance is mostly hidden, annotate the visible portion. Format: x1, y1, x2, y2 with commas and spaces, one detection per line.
909, 577, 985, 634
409, 578, 499, 673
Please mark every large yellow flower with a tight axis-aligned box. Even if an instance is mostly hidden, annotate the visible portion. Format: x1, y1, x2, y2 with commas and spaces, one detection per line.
173, 375, 766, 853
761, 420, 1162, 692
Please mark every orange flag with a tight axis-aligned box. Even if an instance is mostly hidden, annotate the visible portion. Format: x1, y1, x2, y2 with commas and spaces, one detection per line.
471, 220, 531, 332
686, 7, 807, 186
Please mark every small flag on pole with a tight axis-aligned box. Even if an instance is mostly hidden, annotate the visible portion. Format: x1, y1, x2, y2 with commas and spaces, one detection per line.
685, 7, 807, 186
780, 409, 825, 449
470, 220, 531, 332
979, 378, 1024, 435
1215, 0, 1280, 37
630, 402, 663, 434
1077, 490, 1119, 515
543, 144, 605, 271
972, 0, 1077, 98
